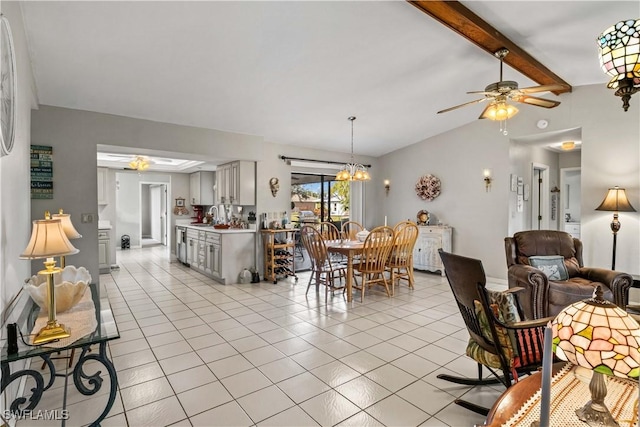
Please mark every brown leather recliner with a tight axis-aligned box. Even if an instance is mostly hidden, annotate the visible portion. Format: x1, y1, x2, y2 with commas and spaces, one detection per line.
505, 230, 632, 319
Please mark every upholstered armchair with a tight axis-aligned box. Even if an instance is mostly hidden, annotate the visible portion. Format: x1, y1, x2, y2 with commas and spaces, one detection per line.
505, 230, 632, 319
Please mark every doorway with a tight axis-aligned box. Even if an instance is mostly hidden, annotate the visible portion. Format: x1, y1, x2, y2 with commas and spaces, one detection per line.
531, 163, 550, 230
141, 183, 168, 247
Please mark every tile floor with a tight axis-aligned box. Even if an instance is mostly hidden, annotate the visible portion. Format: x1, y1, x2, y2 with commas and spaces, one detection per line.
16, 246, 508, 427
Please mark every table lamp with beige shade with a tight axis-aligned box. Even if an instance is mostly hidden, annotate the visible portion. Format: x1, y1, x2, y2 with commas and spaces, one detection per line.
51, 209, 82, 268
552, 285, 640, 427
20, 214, 79, 344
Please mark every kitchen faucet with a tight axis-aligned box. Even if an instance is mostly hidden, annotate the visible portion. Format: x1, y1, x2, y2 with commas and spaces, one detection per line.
207, 205, 219, 224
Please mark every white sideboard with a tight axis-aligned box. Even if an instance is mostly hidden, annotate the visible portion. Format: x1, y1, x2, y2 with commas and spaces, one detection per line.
564, 222, 581, 239
413, 226, 452, 276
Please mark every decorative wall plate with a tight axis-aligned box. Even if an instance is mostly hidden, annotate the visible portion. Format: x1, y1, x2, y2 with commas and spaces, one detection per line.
415, 174, 441, 201
416, 210, 430, 226
0, 14, 16, 156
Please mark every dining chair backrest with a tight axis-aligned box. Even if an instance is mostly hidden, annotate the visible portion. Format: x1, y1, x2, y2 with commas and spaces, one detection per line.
389, 222, 419, 265
319, 221, 341, 241
300, 225, 329, 270
341, 221, 363, 240
359, 226, 394, 273
393, 220, 418, 232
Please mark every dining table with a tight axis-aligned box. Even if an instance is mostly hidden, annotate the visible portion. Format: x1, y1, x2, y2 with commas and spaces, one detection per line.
325, 239, 363, 303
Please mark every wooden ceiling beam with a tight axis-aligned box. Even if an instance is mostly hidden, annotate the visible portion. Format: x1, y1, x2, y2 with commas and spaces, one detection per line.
408, 0, 571, 94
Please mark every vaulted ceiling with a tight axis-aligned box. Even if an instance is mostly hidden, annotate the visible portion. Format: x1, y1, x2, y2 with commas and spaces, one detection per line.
20, 1, 638, 159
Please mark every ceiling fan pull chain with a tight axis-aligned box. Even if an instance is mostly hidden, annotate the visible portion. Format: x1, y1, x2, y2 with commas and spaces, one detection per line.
500, 119, 509, 136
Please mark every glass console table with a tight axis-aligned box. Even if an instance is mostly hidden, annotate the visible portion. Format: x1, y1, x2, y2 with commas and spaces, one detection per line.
1, 283, 120, 426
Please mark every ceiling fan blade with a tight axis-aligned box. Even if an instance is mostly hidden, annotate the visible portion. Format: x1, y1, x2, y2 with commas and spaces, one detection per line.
437, 98, 486, 114
514, 95, 561, 108
519, 84, 569, 94
466, 90, 492, 95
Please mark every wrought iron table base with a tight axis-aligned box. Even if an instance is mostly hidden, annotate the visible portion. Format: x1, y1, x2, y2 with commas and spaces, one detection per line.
1, 341, 117, 427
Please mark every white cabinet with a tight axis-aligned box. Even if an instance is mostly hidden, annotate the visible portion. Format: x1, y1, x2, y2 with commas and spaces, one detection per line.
564, 223, 581, 239
98, 229, 111, 273
204, 233, 222, 278
97, 168, 108, 205
190, 171, 215, 206
186, 229, 200, 268
413, 226, 452, 276
183, 226, 255, 284
216, 161, 255, 205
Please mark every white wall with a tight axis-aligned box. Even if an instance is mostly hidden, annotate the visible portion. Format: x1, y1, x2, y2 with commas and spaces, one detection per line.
115, 171, 169, 248
378, 118, 511, 280
0, 0, 37, 410
1, 2, 36, 316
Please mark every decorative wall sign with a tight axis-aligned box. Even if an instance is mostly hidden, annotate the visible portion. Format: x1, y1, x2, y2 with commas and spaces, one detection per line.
30, 145, 53, 199
517, 195, 524, 212
510, 174, 517, 192
415, 174, 441, 201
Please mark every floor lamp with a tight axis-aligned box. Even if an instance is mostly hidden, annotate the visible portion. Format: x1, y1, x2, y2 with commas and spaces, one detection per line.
595, 186, 636, 270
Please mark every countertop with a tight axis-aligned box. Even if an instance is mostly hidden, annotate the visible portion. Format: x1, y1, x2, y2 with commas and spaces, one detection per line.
98, 220, 112, 230
182, 224, 256, 234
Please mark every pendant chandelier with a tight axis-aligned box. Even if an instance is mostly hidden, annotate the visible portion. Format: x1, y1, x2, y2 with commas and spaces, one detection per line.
336, 116, 371, 181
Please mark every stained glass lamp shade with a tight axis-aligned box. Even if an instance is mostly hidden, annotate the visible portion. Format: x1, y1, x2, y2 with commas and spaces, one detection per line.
597, 19, 640, 111
552, 286, 640, 426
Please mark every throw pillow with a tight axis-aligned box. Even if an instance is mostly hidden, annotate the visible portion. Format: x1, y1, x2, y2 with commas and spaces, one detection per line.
528, 255, 569, 281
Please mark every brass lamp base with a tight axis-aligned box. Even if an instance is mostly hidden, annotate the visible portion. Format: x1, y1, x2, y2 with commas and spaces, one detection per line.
32, 321, 70, 345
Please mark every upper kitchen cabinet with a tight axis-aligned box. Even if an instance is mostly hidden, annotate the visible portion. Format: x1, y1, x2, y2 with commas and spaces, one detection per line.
190, 171, 215, 206
216, 161, 255, 205
97, 167, 109, 205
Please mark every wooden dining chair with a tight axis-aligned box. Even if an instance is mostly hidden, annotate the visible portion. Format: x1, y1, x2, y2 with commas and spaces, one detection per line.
341, 221, 363, 240
386, 221, 419, 295
299, 226, 346, 300
353, 226, 394, 302
319, 221, 341, 241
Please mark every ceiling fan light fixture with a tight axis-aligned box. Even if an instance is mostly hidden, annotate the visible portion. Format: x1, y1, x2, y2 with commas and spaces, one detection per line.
597, 19, 640, 111
482, 102, 519, 121
336, 117, 371, 182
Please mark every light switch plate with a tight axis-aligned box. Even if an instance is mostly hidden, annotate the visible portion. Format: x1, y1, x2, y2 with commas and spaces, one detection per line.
81, 213, 94, 223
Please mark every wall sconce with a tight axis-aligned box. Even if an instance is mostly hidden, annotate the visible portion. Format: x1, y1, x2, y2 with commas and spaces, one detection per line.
483, 169, 492, 192
384, 179, 390, 196
597, 19, 640, 111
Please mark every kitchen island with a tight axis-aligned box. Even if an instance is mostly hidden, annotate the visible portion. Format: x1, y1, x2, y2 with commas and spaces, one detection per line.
181, 225, 256, 285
